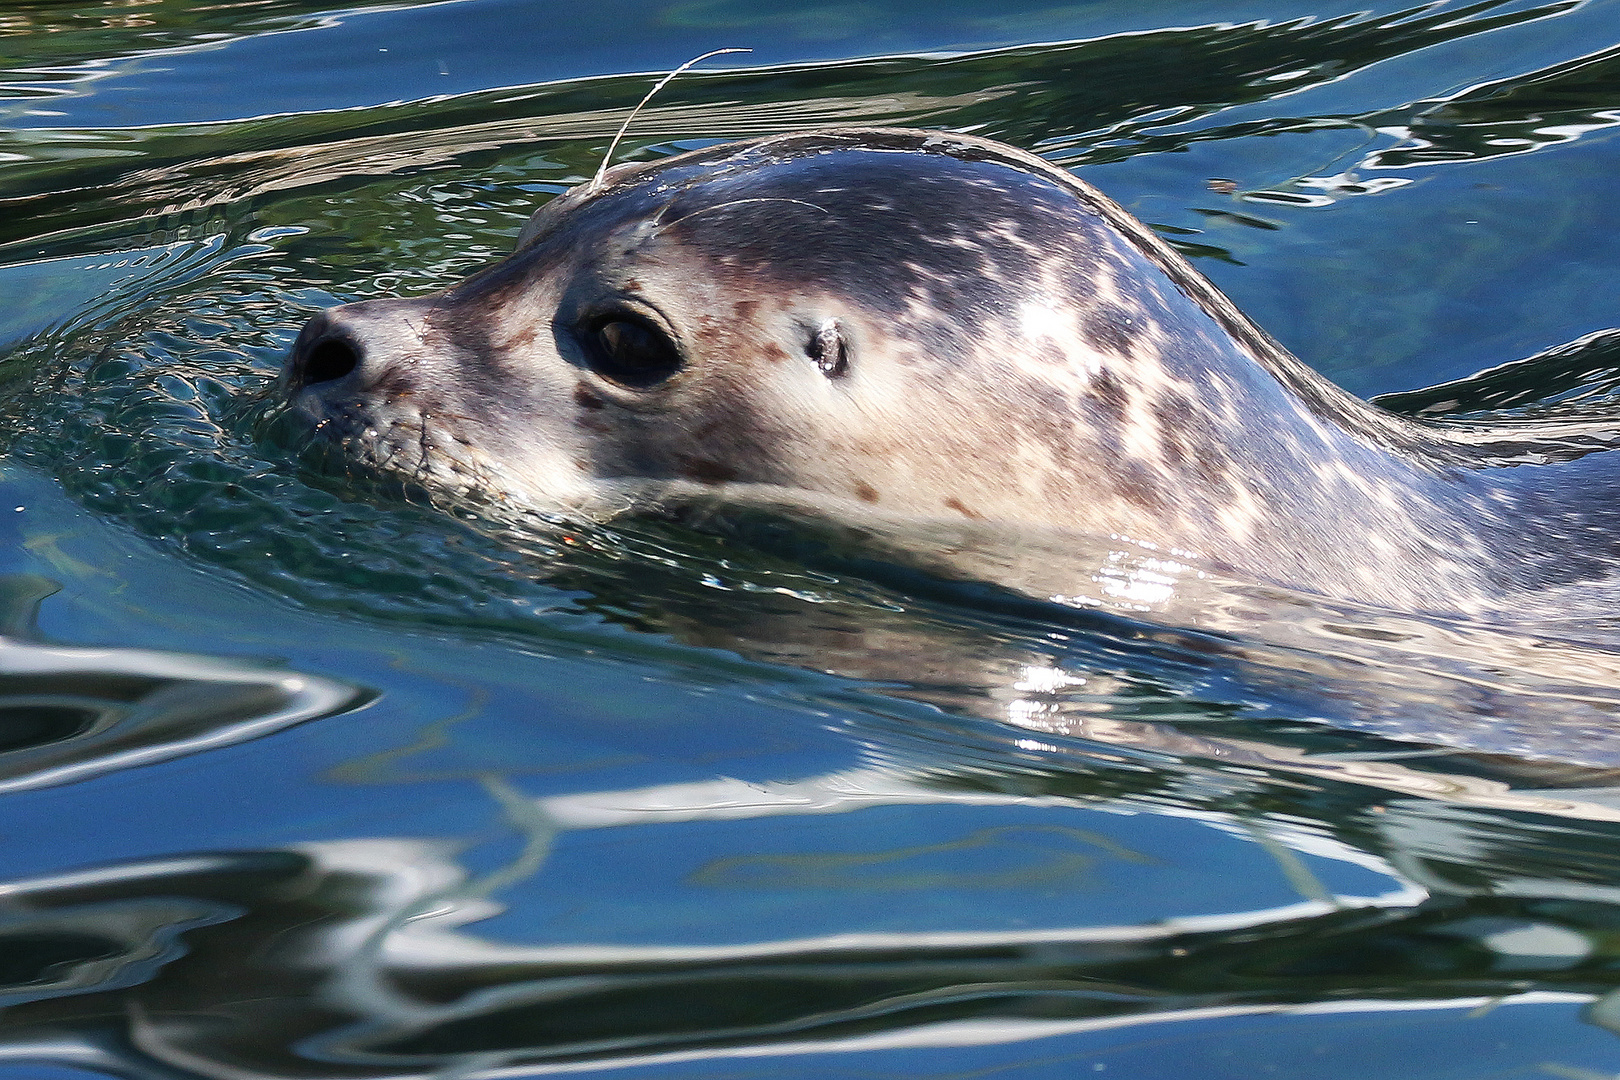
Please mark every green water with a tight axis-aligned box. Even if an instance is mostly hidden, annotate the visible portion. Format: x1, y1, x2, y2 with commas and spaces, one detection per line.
6, 1, 1620, 1076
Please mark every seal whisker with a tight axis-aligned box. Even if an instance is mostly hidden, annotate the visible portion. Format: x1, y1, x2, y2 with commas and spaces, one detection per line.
590, 48, 751, 193
653, 197, 833, 234
414, 415, 435, 485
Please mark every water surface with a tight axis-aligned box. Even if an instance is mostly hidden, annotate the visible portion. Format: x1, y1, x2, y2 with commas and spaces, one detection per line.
6, 1, 1620, 1076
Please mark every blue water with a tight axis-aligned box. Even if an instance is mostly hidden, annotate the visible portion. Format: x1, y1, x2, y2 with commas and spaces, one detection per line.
7, 1, 1620, 1076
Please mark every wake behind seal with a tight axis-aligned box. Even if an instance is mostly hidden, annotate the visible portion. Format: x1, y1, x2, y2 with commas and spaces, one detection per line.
279, 127, 1620, 617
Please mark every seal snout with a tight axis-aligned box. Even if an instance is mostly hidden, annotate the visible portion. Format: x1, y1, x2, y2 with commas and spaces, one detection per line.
285, 308, 365, 392
282, 298, 435, 402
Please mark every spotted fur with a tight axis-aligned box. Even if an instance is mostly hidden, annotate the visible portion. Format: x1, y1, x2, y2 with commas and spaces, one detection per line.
282, 128, 1620, 616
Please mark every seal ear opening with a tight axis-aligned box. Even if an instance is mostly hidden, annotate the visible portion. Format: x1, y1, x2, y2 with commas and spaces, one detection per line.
808, 318, 849, 378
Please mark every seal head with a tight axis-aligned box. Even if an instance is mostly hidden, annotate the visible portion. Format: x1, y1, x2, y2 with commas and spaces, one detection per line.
281, 128, 1620, 613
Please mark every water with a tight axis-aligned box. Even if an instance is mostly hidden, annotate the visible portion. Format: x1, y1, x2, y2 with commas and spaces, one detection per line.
6, 0, 1620, 1075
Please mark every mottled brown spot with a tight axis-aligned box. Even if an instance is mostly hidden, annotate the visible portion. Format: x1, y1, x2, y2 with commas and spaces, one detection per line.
1015, 379, 1080, 450
1161, 428, 1189, 466
1188, 449, 1232, 491
1115, 461, 1168, 513
944, 496, 982, 519
1085, 304, 1143, 358
1155, 392, 1198, 427
573, 385, 606, 410
1090, 369, 1129, 423
1149, 393, 1231, 490
1153, 395, 1197, 466
677, 456, 739, 485
734, 299, 760, 320
761, 341, 789, 363
691, 415, 727, 442
501, 324, 540, 352
854, 481, 879, 503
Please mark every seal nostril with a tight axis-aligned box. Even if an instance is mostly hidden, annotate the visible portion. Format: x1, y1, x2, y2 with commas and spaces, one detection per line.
303, 336, 360, 385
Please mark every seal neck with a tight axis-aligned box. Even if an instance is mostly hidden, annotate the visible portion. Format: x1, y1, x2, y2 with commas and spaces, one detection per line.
1188, 355, 1620, 616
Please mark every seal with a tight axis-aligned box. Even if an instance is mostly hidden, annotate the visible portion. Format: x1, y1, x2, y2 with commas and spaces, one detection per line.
280, 127, 1620, 615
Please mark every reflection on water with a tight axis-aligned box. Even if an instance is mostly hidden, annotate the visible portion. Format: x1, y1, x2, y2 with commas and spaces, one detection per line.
8, 753, 1620, 1076
1375, 328, 1620, 423
577, 504, 1620, 767
0, 574, 367, 793
0, 1, 1611, 259
1360, 38, 1620, 170
5, 0, 1620, 1076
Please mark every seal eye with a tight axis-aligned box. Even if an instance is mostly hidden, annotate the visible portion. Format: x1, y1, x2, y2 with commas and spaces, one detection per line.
582, 315, 683, 389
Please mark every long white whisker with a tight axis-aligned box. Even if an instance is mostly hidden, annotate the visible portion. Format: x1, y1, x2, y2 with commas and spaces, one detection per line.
654, 197, 832, 233
590, 47, 751, 192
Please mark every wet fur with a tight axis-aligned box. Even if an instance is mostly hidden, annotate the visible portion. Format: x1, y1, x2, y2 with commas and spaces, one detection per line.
283, 128, 1620, 617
